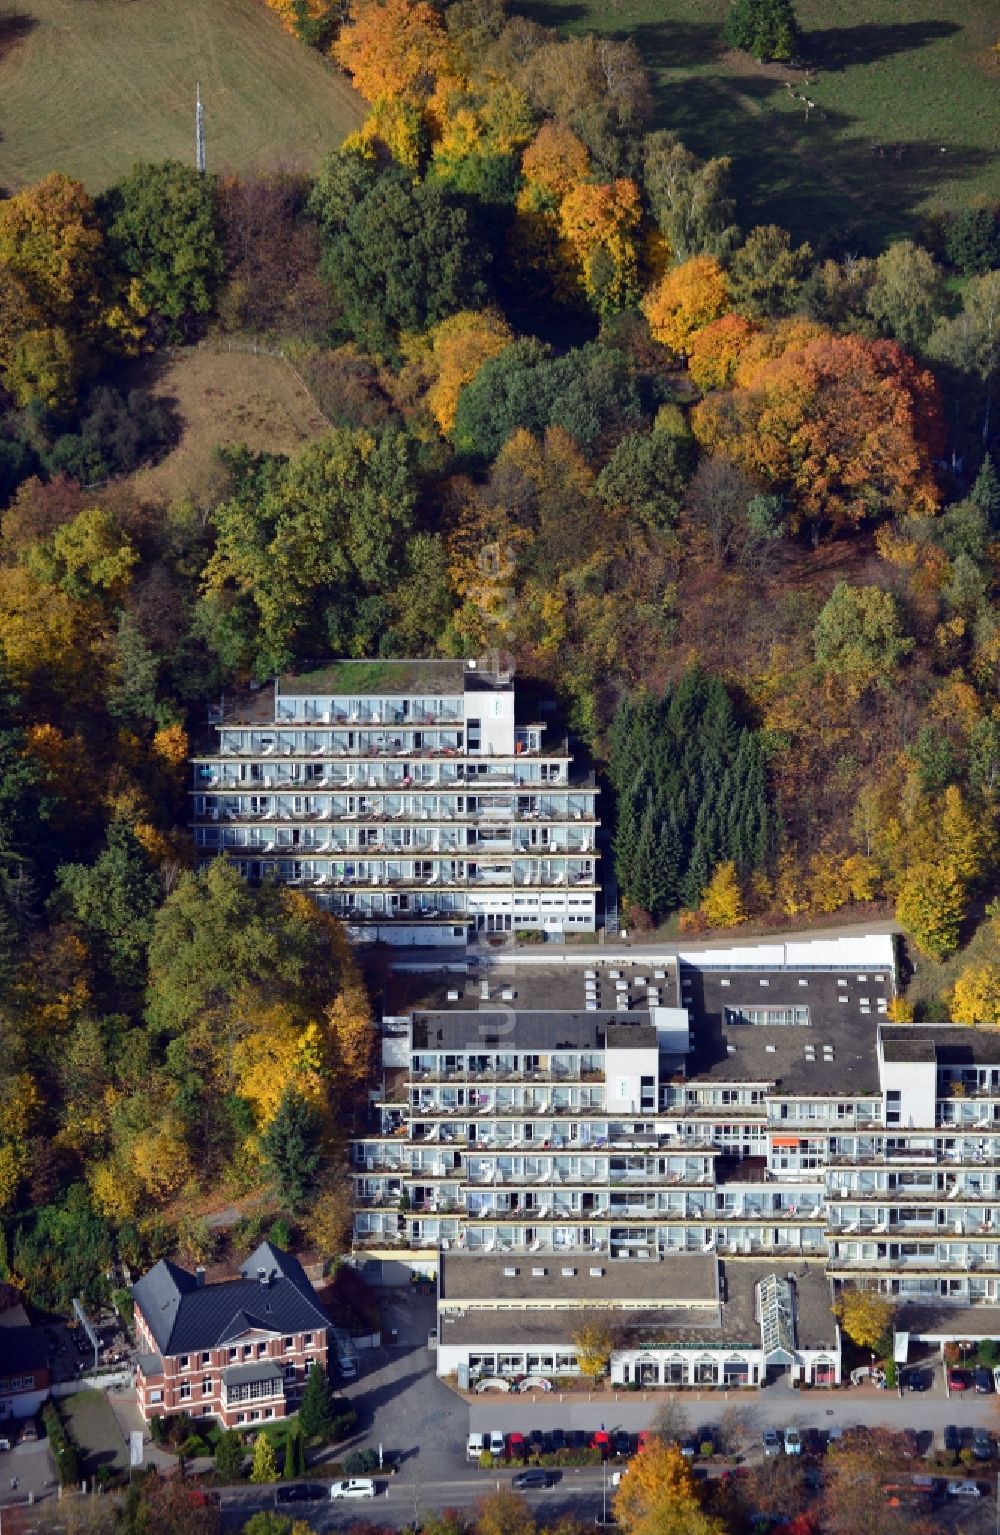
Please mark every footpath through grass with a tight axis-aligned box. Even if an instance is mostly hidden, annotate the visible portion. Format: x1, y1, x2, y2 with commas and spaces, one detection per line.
0, 0, 364, 192
520, 0, 1000, 249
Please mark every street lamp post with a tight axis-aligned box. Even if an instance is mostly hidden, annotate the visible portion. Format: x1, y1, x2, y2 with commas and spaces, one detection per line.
603, 1460, 607, 1524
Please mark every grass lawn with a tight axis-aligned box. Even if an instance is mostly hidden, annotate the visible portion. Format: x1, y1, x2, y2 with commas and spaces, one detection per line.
0, 0, 364, 193
60, 1390, 129, 1475
127, 345, 332, 505
519, 0, 1000, 249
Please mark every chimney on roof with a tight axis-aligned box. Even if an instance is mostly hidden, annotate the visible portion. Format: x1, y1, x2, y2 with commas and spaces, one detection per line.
258, 1268, 269, 1286
195, 1266, 205, 1288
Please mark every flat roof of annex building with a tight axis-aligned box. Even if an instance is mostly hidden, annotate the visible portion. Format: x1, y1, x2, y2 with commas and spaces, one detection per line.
881, 1024, 1000, 1067
683, 966, 886, 1096
440, 1251, 717, 1307
411, 1011, 658, 1053
437, 1258, 837, 1353
382, 963, 678, 1021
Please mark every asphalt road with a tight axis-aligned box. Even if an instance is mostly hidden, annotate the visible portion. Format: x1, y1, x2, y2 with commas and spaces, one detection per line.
219, 1470, 639, 1532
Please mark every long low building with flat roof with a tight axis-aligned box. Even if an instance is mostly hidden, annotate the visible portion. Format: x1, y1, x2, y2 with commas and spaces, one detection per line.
436, 1251, 840, 1389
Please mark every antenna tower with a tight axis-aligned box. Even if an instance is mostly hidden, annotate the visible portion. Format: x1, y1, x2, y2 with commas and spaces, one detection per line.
196, 82, 206, 174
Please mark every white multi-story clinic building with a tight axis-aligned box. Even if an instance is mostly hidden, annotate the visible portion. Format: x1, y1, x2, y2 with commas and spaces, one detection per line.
351, 934, 1000, 1386
190, 659, 598, 945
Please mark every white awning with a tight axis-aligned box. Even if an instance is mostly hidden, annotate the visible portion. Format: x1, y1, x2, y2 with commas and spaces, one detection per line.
894, 1331, 910, 1364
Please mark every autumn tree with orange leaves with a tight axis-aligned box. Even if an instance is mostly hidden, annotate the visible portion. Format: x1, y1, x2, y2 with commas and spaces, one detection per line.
691, 334, 944, 532
334, 0, 451, 104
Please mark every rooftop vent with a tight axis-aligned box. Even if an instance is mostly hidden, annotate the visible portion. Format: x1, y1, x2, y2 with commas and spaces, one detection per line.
503, 1266, 517, 1277
561, 1266, 576, 1277
765, 1044, 777, 1054
195, 1266, 205, 1288
589, 1266, 604, 1277
720, 978, 731, 988
726, 1044, 737, 1055
480, 980, 490, 1000
257, 1268, 269, 1286
501, 987, 514, 1001
447, 990, 459, 1001
531, 1266, 547, 1277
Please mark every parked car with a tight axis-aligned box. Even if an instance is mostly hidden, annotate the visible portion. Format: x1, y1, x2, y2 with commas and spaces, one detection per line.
275, 1485, 325, 1505
906, 1369, 931, 1392
947, 1480, 982, 1498
975, 1367, 993, 1394
948, 1368, 970, 1391
826, 1426, 844, 1451
612, 1429, 631, 1459
679, 1437, 696, 1460
784, 1428, 802, 1456
528, 1429, 548, 1456
468, 1433, 486, 1462
549, 1429, 567, 1453
762, 1429, 782, 1458
329, 1480, 375, 1500
973, 1429, 993, 1462
513, 1470, 553, 1490
337, 1357, 358, 1380
590, 1431, 611, 1459
802, 1428, 822, 1457
944, 1425, 961, 1454
490, 1431, 507, 1460
0, 1436, 11, 1453
508, 1433, 528, 1463
568, 1430, 588, 1451
637, 1431, 653, 1454
694, 1428, 715, 1457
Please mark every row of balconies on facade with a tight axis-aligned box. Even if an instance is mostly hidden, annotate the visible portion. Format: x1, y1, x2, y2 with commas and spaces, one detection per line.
355, 1187, 824, 1220
198, 763, 570, 790
195, 800, 597, 825
198, 829, 596, 859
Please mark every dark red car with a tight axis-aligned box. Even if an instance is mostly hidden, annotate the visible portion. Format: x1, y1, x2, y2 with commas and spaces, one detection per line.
948, 1369, 970, 1392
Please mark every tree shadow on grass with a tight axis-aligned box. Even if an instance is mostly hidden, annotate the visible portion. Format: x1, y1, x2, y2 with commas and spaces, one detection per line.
517, 0, 588, 28
641, 65, 994, 250
622, 18, 723, 72
805, 19, 961, 73
0, 12, 36, 64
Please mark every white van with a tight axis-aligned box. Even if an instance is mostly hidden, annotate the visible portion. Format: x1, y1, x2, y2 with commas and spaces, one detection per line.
467, 1433, 486, 1461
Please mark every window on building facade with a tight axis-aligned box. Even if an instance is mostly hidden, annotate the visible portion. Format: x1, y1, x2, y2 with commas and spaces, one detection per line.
179, 1355, 189, 1369
180, 1383, 191, 1400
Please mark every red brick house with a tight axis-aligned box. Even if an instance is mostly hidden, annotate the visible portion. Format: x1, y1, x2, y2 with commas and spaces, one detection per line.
132, 1243, 329, 1427
0, 1327, 50, 1422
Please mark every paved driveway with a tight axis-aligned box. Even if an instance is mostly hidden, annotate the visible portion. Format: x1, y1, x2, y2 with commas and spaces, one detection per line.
0, 1437, 58, 1507
337, 1290, 467, 1482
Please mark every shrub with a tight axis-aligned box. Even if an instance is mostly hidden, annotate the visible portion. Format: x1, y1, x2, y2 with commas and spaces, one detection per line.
42, 1403, 80, 1488
699, 1440, 715, 1458
479, 1450, 494, 1470
977, 1340, 999, 1367
343, 1448, 380, 1475
329, 1407, 359, 1442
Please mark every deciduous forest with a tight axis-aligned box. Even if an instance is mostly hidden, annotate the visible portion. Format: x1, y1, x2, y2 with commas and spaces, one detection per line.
0, 0, 998, 1301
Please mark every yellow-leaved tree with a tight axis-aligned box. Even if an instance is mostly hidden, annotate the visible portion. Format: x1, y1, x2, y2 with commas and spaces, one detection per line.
833, 1288, 895, 1353
558, 178, 643, 316
426, 309, 514, 434
952, 963, 1000, 1027
642, 255, 729, 354
572, 1318, 614, 1380
614, 1438, 727, 1535
700, 862, 745, 927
